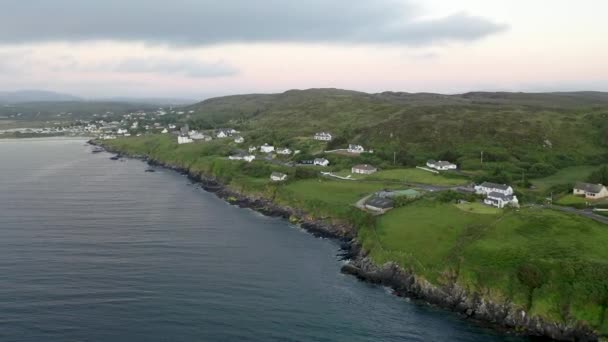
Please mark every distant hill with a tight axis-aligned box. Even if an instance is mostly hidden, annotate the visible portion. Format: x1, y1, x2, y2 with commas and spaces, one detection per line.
0, 90, 83, 103
184, 88, 608, 181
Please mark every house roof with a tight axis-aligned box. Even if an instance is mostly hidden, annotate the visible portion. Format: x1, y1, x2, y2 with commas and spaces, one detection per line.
487, 192, 514, 201
352, 164, 377, 171
314, 158, 328, 162
427, 159, 437, 164
480, 182, 511, 191
574, 182, 605, 194
365, 196, 395, 209
436, 161, 456, 167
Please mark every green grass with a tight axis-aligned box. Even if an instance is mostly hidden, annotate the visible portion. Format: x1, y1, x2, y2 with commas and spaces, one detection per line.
456, 202, 502, 215
364, 202, 608, 332
555, 194, 590, 207
531, 165, 600, 192
367, 168, 468, 186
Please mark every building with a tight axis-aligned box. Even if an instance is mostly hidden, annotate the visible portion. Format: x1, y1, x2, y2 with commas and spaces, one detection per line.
270, 172, 288, 182
117, 128, 128, 135
426, 160, 457, 171
364, 196, 395, 214
260, 144, 275, 153
277, 148, 292, 155
314, 158, 330, 167
314, 132, 333, 141
177, 135, 193, 144
573, 182, 608, 199
234, 136, 245, 144
217, 128, 238, 138
180, 124, 189, 136
352, 164, 377, 175
190, 132, 211, 141
484, 192, 519, 208
348, 144, 365, 154
248, 146, 258, 153
229, 153, 255, 163
475, 182, 514, 196
161, 128, 168, 134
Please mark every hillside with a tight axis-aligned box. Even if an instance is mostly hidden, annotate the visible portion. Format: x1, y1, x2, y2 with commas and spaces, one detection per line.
0, 90, 82, 103
184, 89, 608, 183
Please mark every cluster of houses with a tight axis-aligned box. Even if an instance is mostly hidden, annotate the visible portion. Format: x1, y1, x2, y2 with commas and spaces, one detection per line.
474, 182, 519, 208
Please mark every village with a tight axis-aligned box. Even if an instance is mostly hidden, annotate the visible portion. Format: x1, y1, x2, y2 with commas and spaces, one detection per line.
99, 124, 608, 223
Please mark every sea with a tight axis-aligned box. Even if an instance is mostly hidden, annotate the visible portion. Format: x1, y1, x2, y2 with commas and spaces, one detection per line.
0, 138, 531, 342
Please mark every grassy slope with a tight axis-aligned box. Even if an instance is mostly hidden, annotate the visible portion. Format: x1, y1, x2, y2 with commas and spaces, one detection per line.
368, 202, 608, 332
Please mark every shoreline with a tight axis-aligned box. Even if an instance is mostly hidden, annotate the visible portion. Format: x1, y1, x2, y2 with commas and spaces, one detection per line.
92, 140, 599, 342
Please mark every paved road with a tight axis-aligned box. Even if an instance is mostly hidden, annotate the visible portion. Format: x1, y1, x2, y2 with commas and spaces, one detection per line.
545, 204, 608, 224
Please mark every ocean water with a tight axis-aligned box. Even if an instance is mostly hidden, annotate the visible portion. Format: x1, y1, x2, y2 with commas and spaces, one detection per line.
0, 138, 531, 342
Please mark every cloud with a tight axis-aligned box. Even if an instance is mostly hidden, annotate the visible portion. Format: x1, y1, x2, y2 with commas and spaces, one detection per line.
0, 0, 506, 46
111, 57, 238, 78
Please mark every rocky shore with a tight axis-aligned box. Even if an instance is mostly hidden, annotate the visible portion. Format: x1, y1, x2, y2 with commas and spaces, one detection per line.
91, 141, 600, 342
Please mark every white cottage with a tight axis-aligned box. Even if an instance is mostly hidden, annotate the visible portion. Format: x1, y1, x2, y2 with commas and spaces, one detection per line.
426, 160, 457, 171
314, 132, 333, 141
348, 144, 365, 154
260, 144, 275, 153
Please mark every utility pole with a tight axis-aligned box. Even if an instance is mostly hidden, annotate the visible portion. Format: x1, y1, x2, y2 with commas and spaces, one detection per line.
393, 151, 396, 165
480, 151, 484, 168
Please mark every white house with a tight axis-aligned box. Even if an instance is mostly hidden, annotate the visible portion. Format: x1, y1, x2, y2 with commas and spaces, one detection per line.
314, 132, 333, 141
270, 172, 288, 182
484, 192, 519, 208
475, 182, 514, 196
190, 132, 211, 141
234, 136, 245, 144
426, 160, 458, 171
131, 121, 139, 129
260, 144, 275, 153
348, 144, 365, 154
101, 134, 116, 140
277, 148, 292, 155
117, 128, 128, 135
229, 153, 256, 163
168, 124, 176, 129
161, 128, 168, 134
352, 164, 377, 175
314, 158, 330, 167
573, 182, 608, 199
216, 130, 229, 138
249, 146, 258, 153
177, 135, 193, 144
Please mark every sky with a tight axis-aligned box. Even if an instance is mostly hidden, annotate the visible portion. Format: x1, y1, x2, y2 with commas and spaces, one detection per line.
0, 0, 607, 99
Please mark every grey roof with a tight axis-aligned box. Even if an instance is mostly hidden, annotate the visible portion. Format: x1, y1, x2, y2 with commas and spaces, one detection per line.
480, 182, 511, 191
365, 196, 394, 209
574, 182, 605, 194
436, 161, 456, 167
487, 192, 513, 201
427, 159, 437, 164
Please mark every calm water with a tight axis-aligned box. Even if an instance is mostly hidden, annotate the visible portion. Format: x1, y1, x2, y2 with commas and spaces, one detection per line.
0, 138, 529, 342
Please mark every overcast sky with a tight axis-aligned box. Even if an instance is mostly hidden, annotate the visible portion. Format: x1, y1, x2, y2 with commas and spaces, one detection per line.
0, 0, 607, 98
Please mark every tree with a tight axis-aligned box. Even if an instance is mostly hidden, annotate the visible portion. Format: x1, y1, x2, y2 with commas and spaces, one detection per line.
517, 263, 546, 311
588, 165, 608, 185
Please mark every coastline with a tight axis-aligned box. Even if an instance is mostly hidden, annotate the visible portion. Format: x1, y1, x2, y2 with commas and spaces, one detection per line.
92, 140, 600, 342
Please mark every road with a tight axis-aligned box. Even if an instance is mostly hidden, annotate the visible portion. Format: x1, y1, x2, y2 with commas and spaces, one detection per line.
545, 204, 608, 225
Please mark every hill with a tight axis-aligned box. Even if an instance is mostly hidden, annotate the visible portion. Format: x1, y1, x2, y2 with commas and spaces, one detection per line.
183, 89, 608, 183
0, 90, 83, 103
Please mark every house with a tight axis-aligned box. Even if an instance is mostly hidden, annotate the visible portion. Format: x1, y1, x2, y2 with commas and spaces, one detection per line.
270, 172, 288, 182
260, 144, 275, 153
299, 160, 314, 165
217, 128, 238, 138
475, 182, 514, 196
314, 158, 330, 167
573, 182, 608, 199
229, 152, 255, 163
180, 124, 189, 136
364, 196, 395, 214
177, 135, 193, 144
352, 164, 377, 175
277, 148, 292, 155
216, 130, 229, 138
190, 132, 211, 141
161, 128, 168, 134
314, 132, 333, 141
234, 136, 245, 144
484, 192, 519, 208
168, 124, 177, 129
426, 160, 457, 171
348, 144, 365, 154
248, 146, 258, 153
117, 128, 128, 135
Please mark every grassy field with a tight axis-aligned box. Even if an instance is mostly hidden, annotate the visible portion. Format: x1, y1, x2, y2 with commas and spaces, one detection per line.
531, 165, 600, 192
364, 201, 608, 332
456, 202, 502, 214
368, 168, 468, 186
